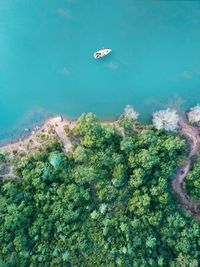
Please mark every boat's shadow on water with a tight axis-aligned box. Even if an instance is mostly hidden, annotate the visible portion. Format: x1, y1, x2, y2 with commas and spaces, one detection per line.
93, 52, 113, 65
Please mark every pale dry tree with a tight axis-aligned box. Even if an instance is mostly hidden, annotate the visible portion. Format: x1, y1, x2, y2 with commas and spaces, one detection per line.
152, 108, 179, 132
187, 105, 200, 124
124, 105, 139, 120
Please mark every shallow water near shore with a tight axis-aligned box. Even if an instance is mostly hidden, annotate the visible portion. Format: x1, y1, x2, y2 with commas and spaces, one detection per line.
1, 0, 200, 142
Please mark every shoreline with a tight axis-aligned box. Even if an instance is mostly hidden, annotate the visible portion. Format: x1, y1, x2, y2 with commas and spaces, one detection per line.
0, 115, 76, 155
0, 114, 118, 153
0, 114, 54, 148
0, 117, 50, 148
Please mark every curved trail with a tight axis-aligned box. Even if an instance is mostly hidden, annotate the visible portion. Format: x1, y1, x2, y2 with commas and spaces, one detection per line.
172, 116, 200, 219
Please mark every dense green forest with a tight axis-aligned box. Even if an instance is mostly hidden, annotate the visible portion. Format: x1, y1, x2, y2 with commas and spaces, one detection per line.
184, 156, 200, 203
1, 113, 200, 266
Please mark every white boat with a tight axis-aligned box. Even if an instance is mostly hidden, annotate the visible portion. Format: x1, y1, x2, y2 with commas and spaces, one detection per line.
93, 48, 112, 59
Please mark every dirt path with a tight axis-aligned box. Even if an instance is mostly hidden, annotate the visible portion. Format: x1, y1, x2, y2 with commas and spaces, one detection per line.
50, 117, 75, 153
172, 116, 200, 219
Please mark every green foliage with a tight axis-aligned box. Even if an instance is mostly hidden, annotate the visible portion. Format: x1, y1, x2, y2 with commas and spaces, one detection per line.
1, 113, 200, 266
49, 151, 65, 168
117, 115, 135, 135
184, 156, 200, 202
0, 152, 6, 163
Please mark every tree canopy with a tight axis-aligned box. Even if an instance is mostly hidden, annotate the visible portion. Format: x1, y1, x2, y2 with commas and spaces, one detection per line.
0, 113, 200, 267
184, 156, 200, 202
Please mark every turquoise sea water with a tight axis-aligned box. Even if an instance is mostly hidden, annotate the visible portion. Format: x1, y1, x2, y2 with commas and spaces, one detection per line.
1, 0, 200, 143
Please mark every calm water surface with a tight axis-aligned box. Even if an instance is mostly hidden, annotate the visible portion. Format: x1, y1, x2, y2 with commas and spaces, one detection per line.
1, 0, 200, 142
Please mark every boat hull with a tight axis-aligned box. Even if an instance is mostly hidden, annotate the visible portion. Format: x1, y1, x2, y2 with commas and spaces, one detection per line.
93, 48, 112, 59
